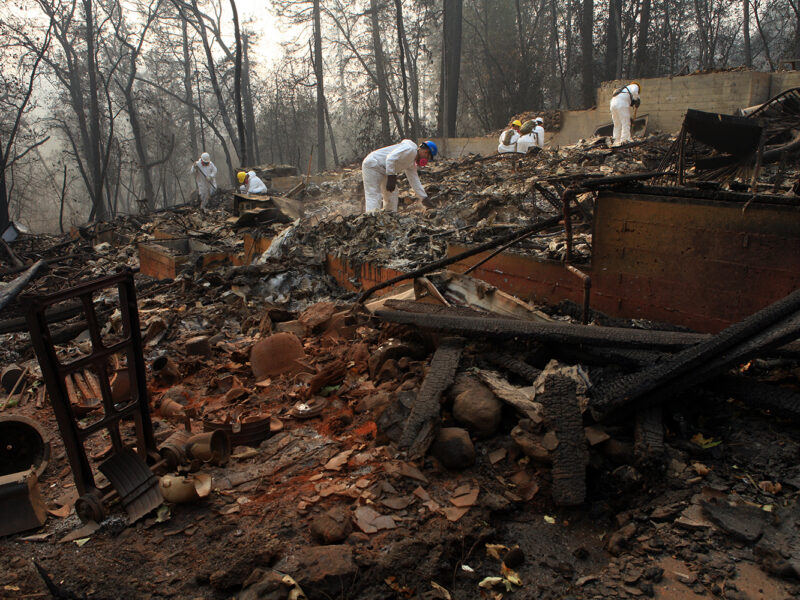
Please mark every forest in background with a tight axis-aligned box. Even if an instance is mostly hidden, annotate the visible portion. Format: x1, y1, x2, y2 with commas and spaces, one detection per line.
2, 0, 799, 232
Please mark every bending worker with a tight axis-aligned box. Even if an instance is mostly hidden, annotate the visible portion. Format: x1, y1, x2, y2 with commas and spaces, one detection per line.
498, 120, 522, 153
517, 117, 545, 154
609, 81, 641, 145
191, 152, 217, 208
361, 140, 437, 212
237, 170, 268, 194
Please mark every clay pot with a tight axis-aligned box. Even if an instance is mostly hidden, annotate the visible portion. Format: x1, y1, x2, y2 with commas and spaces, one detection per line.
158, 430, 191, 468
185, 431, 230, 466
249, 333, 305, 381
159, 473, 212, 503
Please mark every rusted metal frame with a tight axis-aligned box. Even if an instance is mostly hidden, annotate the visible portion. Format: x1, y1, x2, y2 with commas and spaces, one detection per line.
565, 264, 591, 325
118, 272, 158, 462
532, 182, 563, 211
562, 188, 576, 263
356, 215, 562, 303
24, 269, 158, 498
26, 302, 96, 496
745, 87, 800, 119
463, 223, 563, 276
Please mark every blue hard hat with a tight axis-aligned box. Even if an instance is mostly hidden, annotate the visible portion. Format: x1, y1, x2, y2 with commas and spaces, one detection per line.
422, 140, 438, 158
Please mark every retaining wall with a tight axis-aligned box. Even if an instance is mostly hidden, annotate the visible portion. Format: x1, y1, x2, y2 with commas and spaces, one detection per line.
431, 70, 800, 156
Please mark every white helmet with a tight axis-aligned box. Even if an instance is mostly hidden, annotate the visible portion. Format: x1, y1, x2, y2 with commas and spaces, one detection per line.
535, 117, 544, 125
201, 152, 211, 162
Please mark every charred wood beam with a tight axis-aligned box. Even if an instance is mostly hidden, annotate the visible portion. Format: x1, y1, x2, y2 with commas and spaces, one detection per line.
356, 215, 563, 303
383, 299, 489, 319
374, 309, 709, 350
540, 369, 588, 506
486, 352, 541, 383
400, 337, 463, 459
0, 260, 47, 312
709, 375, 800, 421
0, 254, 91, 279
592, 287, 800, 419
634, 405, 664, 467
579, 170, 667, 189
0, 300, 84, 335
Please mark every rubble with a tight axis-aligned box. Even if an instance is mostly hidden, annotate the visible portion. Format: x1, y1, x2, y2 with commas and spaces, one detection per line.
0, 127, 798, 600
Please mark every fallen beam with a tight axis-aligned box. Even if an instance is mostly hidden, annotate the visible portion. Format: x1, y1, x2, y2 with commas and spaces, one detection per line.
374, 308, 709, 350
591, 287, 800, 418
0, 260, 47, 312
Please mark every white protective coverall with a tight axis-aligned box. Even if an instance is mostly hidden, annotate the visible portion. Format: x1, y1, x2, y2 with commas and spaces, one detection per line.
516, 126, 545, 154
609, 83, 640, 145
361, 139, 427, 212
241, 171, 268, 194
498, 130, 520, 154
191, 159, 218, 208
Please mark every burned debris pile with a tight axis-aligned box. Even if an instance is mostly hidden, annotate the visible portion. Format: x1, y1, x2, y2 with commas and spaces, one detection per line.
0, 125, 799, 599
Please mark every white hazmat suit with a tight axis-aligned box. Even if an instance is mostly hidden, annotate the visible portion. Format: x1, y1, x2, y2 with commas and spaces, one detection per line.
191, 156, 217, 208
361, 139, 427, 212
498, 130, 520, 154
517, 125, 545, 154
609, 83, 640, 145
240, 170, 268, 194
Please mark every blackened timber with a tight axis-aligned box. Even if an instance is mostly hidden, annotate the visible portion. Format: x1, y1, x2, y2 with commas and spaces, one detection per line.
634, 405, 665, 466
400, 337, 463, 458
709, 375, 800, 421
486, 352, 541, 383
0, 260, 47, 312
540, 370, 587, 506
374, 309, 709, 350
591, 288, 800, 418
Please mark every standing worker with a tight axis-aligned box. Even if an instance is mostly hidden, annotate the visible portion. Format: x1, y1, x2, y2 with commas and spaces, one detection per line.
534, 117, 545, 149
191, 152, 217, 208
609, 81, 641, 146
237, 170, 268, 194
361, 140, 437, 212
498, 120, 522, 153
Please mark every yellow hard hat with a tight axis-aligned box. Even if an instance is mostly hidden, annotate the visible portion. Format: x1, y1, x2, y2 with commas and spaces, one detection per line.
237, 171, 247, 184
511, 120, 522, 127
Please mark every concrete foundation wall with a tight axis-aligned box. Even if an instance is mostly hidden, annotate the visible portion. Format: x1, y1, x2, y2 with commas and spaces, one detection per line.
432, 71, 800, 156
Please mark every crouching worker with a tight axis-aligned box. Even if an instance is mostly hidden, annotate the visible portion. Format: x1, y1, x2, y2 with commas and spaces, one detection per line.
237, 170, 268, 194
361, 140, 437, 212
498, 120, 522, 153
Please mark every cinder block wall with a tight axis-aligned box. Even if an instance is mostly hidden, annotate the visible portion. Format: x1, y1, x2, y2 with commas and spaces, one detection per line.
431, 71, 800, 156
598, 71, 772, 134
768, 71, 800, 97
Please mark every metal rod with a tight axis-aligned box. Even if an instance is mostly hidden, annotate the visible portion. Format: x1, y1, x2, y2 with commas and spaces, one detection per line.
565, 264, 592, 325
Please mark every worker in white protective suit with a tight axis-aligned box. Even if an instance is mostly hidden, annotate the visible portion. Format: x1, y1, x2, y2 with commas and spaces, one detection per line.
361, 140, 437, 212
609, 81, 641, 145
237, 170, 268, 194
517, 117, 546, 154
498, 120, 522, 153
191, 152, 217, 208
